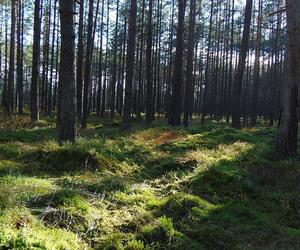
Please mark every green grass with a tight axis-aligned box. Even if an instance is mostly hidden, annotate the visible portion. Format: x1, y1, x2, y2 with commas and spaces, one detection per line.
0, 113, 299, 249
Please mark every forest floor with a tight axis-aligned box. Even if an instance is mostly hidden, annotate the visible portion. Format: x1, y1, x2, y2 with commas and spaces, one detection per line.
0, 112, 300, 249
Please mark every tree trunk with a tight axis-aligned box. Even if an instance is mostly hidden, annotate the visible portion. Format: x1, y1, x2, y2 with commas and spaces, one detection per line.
168, 0, 187, 126
110, 0, 120, 119
183, 0, 197, 127
145, 0, 153, 125
231, 0, 253, 129
250, 0, 262, 126
201, 0, 214, 124
76, 0, 84, 119
16, 0, 24, 114
81, 0, 94, 128
58, 0, 77, 143
276, 0, 300, 157
122, 0, 137, 130
31, 0, 41, 122
7, 0, 16, 116
47, 0, 57, 115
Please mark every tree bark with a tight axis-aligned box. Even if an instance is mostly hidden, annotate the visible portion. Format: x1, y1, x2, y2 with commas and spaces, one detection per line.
76, 0, 84, 119
231, 0, 253, 129
16, 0, 24, 114
183, 0, 197, 127
250, 0, 262, 126
31, 0, 41, 122
168, 0, 187, 126
145, 0, 153, 125
58, 0, 77, 143
81, 0, 94, 128
7, 0, 16, 116
122, 0, 137, 130
276, 0, 300, 157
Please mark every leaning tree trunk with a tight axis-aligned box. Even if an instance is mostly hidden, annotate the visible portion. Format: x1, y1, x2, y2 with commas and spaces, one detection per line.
122, 0, 137, 130
276, 0, 300, 157
58, 0, 77, 143
231, 0, 253, 129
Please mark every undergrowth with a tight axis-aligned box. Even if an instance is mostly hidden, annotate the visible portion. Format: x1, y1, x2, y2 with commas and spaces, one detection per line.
0, 113, 299, 249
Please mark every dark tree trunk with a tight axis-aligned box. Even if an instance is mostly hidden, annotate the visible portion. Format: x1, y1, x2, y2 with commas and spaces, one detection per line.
101, 0, 110, 117
16, 0, 24, 114
96, 0, 105, 115
250, 0, 262, 126
165, 0, 175, 121
81, 0, 94, 129
110, 0, 120, 119
231, 0, 253, 129
201, 0, 214, 124
41, 1, 51, 113
183, 0, 197, 127
7, 0, 16, 116
1, 14, 8, 109
76, 0, 84, 119
136, 0, 145, 120
48, 0, 57, 115
168, 0, 187, 126
58, 0, 77, 143
31, 0, 41, 122
276, 0, 300, 157
122, 0, 137, 130
145, 0, 153, 125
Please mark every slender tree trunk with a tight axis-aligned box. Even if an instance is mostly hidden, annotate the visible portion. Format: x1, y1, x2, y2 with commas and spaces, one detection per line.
136, 0, 145, 119
201, 0, 214, 124
122, 0, 137, 130
31, 0, 41, 122
81, 0, 94, 128
145, 0, 153, 124
96, 0, 105, 115
47, 0, 57, 115
41, 1, 51, 113
168, 0, 187, 126
76, 0, 84, 119
110, 0, 120, 119
7, 0, 16, 116
250, 0, 262, 126
231, 0, 253, 129
1, 11, 8, 109
101, 0, 110, 117
165, 0, 175, 121
16, 0, 24, 114
226, 0, 235, 123
183, 0, 197, 127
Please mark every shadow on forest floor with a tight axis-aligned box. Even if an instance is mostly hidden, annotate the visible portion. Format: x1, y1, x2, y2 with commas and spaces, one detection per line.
0, 114, 300, 249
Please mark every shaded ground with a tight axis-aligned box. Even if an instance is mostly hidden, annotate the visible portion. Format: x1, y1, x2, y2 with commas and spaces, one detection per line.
0, 112, 299, 249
